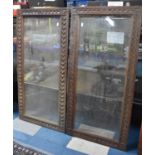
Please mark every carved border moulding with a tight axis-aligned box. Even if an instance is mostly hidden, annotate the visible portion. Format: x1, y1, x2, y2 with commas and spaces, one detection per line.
66, 6, 141, 150
21, 9, 68, 16
16, 8, 69, 132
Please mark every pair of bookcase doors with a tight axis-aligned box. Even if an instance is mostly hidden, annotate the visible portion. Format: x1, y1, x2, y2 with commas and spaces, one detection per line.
17, 7, 141, 150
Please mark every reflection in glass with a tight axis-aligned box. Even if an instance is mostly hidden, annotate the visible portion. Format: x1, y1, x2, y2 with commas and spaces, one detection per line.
23, 17, 60, 125
75, 16, 133, 140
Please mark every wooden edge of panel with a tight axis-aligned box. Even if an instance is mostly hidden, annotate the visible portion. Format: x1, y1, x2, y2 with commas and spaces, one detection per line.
138, 125, 142, 155
119, 11, 142, 150
58, 9, 69, 128
19, 115, 64, 132
71, 6, 142, 15
18, 8, 69, 16
66, 13, 79, 131
16, 10, 25, 117
67, 129, 123, 150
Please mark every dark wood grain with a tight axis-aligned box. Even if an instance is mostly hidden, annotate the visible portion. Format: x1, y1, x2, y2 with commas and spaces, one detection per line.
138, 125, 142, 155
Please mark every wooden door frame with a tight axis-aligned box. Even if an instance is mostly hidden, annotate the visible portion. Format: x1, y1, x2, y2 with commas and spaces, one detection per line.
66, 6, 141, 150
16, 8, 69, 132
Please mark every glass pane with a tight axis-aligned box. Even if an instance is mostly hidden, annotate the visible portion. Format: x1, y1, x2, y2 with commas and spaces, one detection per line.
23, 17, 61, 125
74, 16, 133, 141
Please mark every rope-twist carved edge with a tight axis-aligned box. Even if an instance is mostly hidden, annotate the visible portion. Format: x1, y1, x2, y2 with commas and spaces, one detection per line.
21, 8, 68, 16
58, 10, 69, 128
72, 6, 141, 15
17, 11, 24, 117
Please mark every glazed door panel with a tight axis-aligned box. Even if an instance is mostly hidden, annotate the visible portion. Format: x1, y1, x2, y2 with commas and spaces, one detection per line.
24, 17, 60, 125
67, 7, 141, 149
17, 9, 69, 131
75, 16, 133, 141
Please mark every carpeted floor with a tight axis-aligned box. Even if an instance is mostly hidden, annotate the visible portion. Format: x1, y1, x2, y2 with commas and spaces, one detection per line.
13, 112, 139, 155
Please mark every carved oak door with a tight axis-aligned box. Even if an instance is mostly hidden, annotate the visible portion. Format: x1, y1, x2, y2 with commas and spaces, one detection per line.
17, 8, 69, 131
66, 6, 141, 149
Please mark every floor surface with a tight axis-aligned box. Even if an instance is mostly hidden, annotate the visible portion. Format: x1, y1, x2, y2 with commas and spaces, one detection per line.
13, 112, 139, 155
